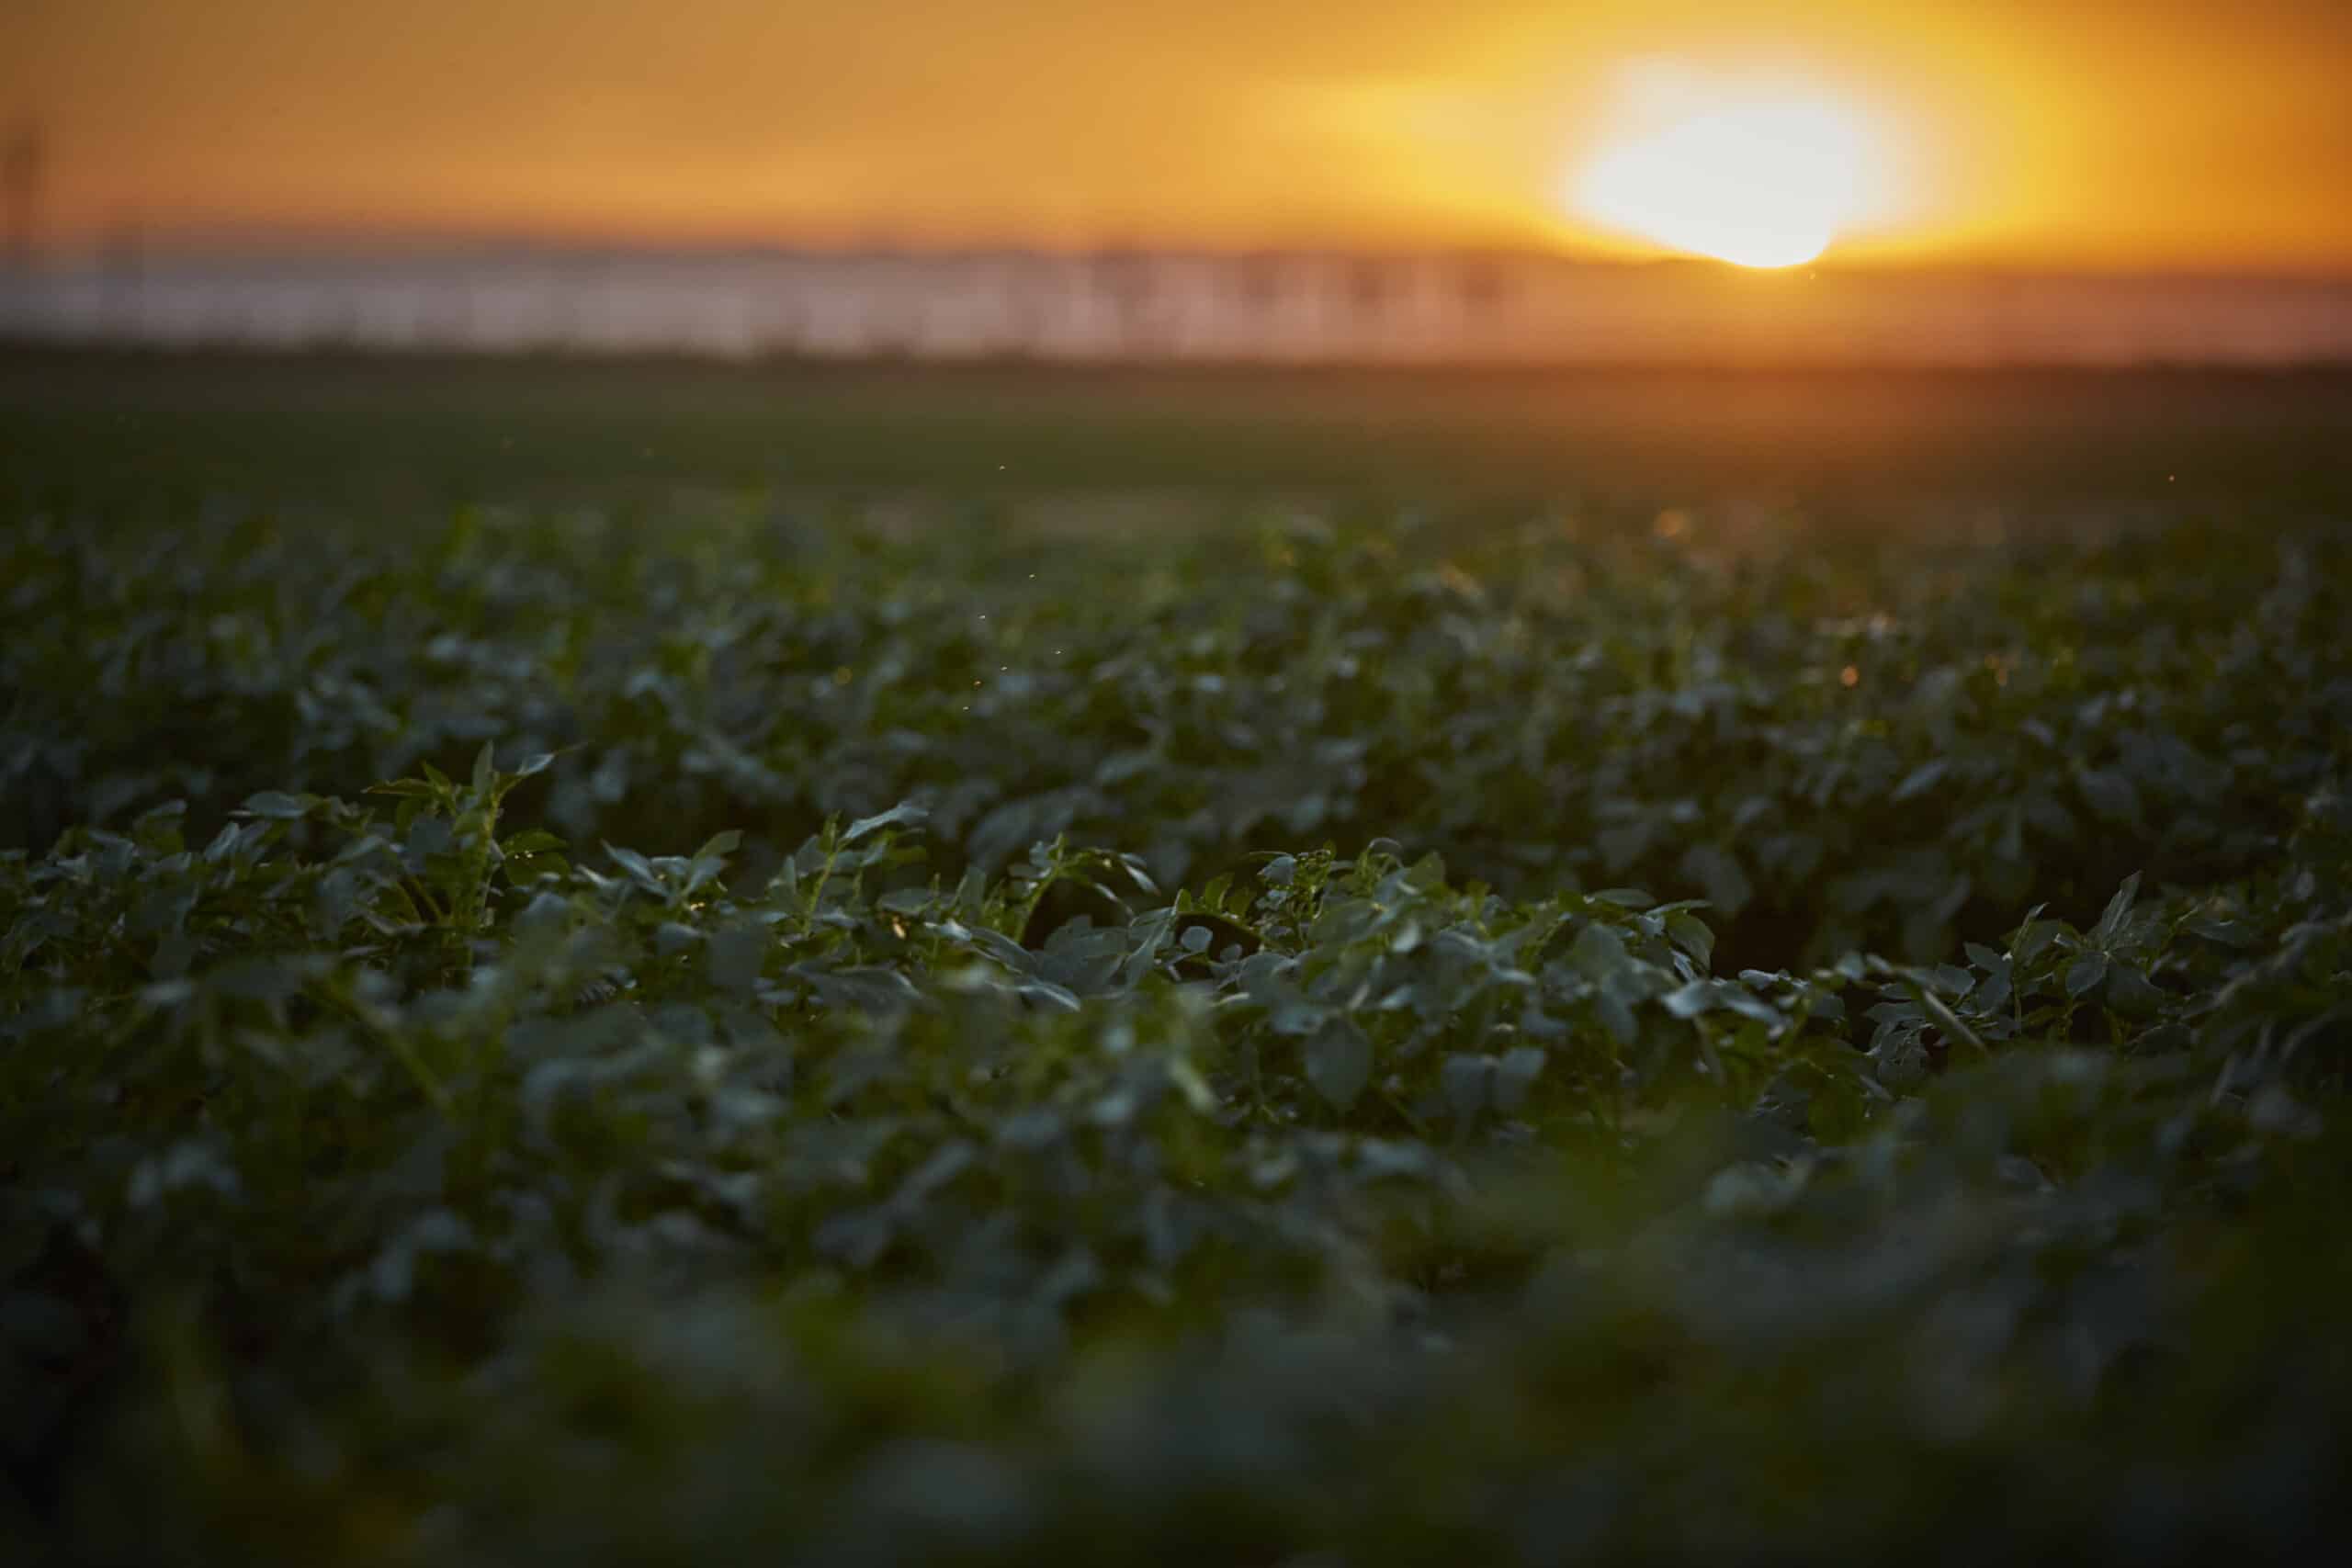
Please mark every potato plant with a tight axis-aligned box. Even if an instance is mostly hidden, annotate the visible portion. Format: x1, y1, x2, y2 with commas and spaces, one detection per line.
4, 497, 2347, 1562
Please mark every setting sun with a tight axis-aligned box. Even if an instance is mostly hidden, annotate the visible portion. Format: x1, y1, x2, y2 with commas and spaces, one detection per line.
1568, 72, 1890, 268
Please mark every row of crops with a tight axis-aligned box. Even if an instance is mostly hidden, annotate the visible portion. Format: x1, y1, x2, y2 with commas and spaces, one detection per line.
5, 496, 2348, 1559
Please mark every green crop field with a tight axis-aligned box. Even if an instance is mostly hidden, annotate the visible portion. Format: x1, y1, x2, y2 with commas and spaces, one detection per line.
5, 352, 2350, 1562
13, 351, 2352, 513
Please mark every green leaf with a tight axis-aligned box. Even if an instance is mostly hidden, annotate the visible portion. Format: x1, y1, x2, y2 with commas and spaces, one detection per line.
604, 843, 667, 893
1890, 759, 1951, 803
706, 925, 770, 995
1901, 971, 1988, 1055
1666, 912, 1716, 970
2094, 873, 2143, 945
1662, 979, 1714, 1019
843, 803, 928, 844
1596, 989, 1640, 1047
502, 852, 569, 886
2185, 916, 2255, 948
1595, 823, 1652, 873
2065, 951, 2110, 998
1679, 843, 1752, 918
238, 791, 314, 819
2104, 963, 2166, 1018
1304, 1018, 1372, 1111
1441, 1054, 1489, 1122
1567, 920, 1629, 981
2076, 767, 2143, 827
1493, 1046, 1544, 1113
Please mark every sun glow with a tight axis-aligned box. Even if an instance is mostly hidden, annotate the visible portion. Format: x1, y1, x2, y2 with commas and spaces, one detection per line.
1570, 71, 1890, 268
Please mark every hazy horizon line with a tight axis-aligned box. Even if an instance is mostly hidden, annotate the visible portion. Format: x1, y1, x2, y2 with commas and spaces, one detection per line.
17, 224, 2352, 288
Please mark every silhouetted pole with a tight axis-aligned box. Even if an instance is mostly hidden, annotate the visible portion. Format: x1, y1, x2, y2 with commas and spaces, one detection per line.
4, 121, 42, 273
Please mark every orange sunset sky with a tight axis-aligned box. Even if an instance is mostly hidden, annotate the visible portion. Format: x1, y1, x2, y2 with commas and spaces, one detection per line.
8, 0, 2351, 271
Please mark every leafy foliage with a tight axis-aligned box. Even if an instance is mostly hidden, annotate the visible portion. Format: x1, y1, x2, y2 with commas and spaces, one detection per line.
4, 498, 2348, 1561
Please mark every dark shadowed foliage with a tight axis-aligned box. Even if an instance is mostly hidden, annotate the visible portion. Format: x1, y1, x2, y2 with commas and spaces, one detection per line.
4, 456, 2349, 1561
